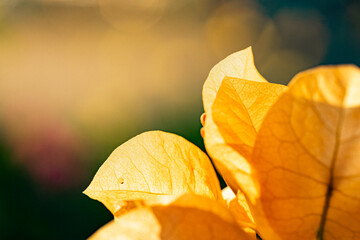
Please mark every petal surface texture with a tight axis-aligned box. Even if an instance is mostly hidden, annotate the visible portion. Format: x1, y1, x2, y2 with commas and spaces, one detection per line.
84, 131, 222, 215
222, 187, 256, 239
89, 194, 253, 240
203, 46, 266, 113
205, 76, 286, 201
252, 65, 360, 240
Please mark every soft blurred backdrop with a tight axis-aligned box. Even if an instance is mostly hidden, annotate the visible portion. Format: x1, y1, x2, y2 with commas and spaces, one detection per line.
0, 0, 359, 239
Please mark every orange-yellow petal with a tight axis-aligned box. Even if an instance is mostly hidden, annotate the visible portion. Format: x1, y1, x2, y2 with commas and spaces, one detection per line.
204, 77, 287, 202
213, 77, 287, 159
222, 187, 256, 239
89, 194, 253, 240
251, 65, 360, 240
84, 131, 222, 215
203, 46, 266, 114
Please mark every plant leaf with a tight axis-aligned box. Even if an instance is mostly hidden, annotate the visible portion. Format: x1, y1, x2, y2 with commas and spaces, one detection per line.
89, 194, 253, 240
84, 131, 222, 215
251, 65, 360, 240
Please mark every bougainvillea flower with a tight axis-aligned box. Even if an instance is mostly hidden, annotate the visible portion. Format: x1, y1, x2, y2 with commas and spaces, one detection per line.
85, 47, 360, 240
203, 47, 360, 239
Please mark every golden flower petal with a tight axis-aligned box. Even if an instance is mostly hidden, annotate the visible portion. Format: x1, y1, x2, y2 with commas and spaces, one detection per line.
205, 77, 286, 203
222, 187, 257, 239
89, 194, 253, 240
251, 65, 360, 239
84, 131, 222, 215
203, 46, 266, 114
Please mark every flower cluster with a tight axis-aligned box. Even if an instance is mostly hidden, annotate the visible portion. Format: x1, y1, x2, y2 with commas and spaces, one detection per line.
84, 47, 360, 240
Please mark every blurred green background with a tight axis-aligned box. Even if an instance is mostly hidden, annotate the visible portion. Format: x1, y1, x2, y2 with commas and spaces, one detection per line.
0, 0, 359, 239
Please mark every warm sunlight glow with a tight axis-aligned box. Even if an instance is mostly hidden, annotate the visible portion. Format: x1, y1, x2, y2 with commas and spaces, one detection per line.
85, 48, 360, 240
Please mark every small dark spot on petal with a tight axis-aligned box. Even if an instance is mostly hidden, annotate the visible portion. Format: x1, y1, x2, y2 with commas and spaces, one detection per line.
118, 177, 124, 184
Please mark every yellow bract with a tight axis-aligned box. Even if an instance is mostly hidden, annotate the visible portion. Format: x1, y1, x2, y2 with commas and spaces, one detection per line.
89, 194, 253, 240
213, 78, 287, 158
84, 131, 222, 215
203, 46, 266, 113
251, 65, 360, 240
85, 47, 360, 240
203, 54, 287, 202
222, 187, 256, 239
202, 48, 360, 239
